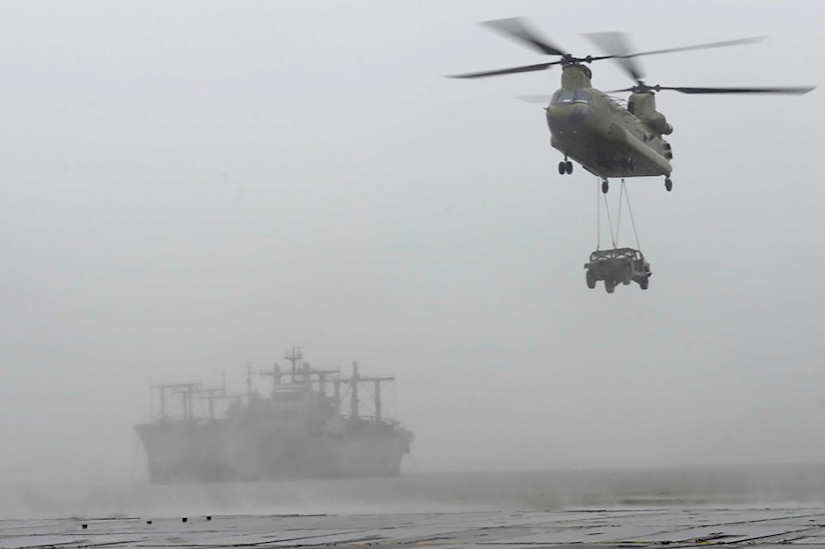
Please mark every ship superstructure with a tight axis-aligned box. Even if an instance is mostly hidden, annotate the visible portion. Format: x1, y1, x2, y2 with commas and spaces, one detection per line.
135, 348, 413, 483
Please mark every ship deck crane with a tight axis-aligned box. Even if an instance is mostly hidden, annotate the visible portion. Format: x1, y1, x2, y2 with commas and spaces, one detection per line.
335, 362, 395, 421
153, 382, 202, 421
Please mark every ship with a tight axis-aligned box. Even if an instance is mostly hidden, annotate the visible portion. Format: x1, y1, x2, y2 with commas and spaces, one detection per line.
135, 348, 414, 484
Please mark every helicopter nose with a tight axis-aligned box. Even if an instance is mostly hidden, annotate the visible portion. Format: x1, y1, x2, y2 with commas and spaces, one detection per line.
569, 103, 588, 123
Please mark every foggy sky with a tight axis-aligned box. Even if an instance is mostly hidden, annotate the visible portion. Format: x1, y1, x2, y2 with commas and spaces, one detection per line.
1, 0, 824, 485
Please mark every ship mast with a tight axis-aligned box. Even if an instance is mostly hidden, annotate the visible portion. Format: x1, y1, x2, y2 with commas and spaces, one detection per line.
285, 346, 302, 384
192, 387, 226, 422
260, 362, 282, 395
263, 351, 338, 394
154, 382, 202, 421
370, 374, 394, 421
172, 383, 201, 421
300, 361, 339, 391
337, 362, 395, 421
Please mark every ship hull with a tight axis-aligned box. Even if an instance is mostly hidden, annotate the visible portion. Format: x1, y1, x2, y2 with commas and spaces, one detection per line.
135, 421, 412, 484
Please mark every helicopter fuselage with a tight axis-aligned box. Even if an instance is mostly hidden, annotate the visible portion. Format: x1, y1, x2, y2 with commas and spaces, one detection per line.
449, 19, 814, 194
545, 65, 673, 179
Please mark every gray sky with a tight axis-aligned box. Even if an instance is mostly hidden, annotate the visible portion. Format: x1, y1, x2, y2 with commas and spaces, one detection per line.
1, 0, 824, 484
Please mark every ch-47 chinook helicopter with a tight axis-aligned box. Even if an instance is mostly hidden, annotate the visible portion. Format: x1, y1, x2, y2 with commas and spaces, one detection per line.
449, 18, 815, 193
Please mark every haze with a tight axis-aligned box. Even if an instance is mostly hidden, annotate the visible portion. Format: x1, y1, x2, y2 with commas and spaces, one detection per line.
1, 0, 824, 486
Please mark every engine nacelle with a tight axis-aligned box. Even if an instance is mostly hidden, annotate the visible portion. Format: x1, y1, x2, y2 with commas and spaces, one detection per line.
644, 112, 673, 135
628, 92, 673, 135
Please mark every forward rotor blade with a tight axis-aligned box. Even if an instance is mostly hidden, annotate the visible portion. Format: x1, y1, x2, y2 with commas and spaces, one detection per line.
481, 17, 567, 56
582, 32, 644, 81
620, 36, 766, 60
447, 62, 558, 79
658, 85, 815, 94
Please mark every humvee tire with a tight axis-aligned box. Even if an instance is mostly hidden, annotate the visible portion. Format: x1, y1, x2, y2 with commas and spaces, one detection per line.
586, 269, 596, 289
622, 265, 632, 285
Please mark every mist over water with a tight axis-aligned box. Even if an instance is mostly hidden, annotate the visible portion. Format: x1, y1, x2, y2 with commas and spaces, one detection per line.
4, 465, 825, 520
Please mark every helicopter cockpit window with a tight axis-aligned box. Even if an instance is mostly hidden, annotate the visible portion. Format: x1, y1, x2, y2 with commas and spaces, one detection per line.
551, 89, 592, 106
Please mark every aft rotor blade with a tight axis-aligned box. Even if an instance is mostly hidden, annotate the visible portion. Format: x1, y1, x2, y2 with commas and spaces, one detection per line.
447, 61, 558, 79
481, 17, 567, 56
619, 36, 766, 60
582, 32, 645, 81
606, 85, 815, 95
659, 85, 815, 94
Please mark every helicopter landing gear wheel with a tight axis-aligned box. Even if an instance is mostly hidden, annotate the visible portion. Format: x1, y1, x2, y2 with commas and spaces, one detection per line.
665, 178, 673, 192
565, 161, 573, 174
601, 179, 609, 194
